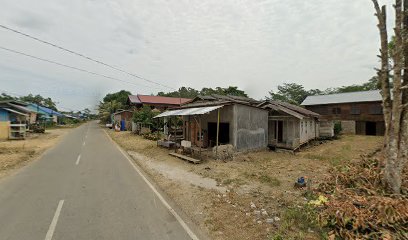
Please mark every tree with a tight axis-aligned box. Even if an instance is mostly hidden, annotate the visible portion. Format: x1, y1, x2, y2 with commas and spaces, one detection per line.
333, 77, 380, 93
267, 83, 308, 105
19, 94, 58, 111
221, 86, 248, 97
372, 0, 408, 193
97, 100, 123, 123
158, 86, 248, 98
132, 105, 160, 129
158, 87, 199, 98
0, 93, 15, 101
103, 90, 132, 107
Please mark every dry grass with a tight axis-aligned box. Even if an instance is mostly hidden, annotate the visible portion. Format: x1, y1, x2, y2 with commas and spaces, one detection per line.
0, 129, 71, 179
107, 131, 383, 240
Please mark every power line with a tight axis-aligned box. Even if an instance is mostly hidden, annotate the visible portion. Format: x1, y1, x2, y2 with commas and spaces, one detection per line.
0, 46, 164, 90
0, 24, 176, 90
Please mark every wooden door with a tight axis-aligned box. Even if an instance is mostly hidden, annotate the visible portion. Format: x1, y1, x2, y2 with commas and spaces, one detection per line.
190, 120, 203, 147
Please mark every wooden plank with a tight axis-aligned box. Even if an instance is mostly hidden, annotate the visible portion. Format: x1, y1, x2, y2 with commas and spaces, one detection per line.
169, 152, 201, 164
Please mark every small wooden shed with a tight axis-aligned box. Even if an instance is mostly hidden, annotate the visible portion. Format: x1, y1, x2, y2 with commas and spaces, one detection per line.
113, 110, 133, 130
258, 101, 320, 150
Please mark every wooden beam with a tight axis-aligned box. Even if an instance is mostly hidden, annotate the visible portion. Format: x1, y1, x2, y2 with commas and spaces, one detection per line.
216, 108, 220, 158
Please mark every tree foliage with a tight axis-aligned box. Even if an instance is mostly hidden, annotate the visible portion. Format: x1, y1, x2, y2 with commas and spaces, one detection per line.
267, 78, 381, 105
267, 83, 309, 105
103, 90, 132, 107
158, 86, 248, 98
97, 100, 123, 123
132, 106, 159, 126
0, 93, 16, 101
18, 94, 58, 111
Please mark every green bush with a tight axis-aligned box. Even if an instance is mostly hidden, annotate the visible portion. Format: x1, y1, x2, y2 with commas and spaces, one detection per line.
334, 122, 342, 135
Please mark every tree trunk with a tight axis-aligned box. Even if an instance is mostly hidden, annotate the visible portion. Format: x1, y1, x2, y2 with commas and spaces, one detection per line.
372, 0, 408, 194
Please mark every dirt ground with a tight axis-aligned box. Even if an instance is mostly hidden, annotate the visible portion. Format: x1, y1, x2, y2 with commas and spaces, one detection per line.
107, 130, 383, 240
0, 128, 72, 179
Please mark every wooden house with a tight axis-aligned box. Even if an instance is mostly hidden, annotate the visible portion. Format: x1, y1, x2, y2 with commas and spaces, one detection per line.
26, 103, 63, 124
0, 106, 29, 140
258, 100, 320, 150
301, 90, 385, 136
155, 95, 268, 152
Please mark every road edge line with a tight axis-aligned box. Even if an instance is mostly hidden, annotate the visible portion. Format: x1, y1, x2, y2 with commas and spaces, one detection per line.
103, 130, 200, 240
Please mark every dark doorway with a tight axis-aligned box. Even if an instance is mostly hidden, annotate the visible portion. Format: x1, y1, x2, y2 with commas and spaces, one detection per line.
365, 121, 377, 136
208, 122, 230, 147
277, 120, 283, 143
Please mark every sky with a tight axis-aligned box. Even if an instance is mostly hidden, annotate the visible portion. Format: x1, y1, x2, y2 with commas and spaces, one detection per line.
0, 0, 393, 111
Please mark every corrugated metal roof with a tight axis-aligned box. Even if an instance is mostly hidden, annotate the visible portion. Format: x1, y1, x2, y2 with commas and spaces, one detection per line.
264, 104, 305, 119
26, 103, 63, 116
259, 100, 319, 118
128, 95, 141, 104
154, 105, 223, 118
7, 103, 35, 113
2, 108, 28, 116
129, 95, 191, 105
301, 90, 382, 106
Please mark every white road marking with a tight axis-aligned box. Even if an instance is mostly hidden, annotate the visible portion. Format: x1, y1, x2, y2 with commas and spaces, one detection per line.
76, 155, 81, 165
44, 200, 64, 240
103, 130, 200, 240
83, 141, 86, 146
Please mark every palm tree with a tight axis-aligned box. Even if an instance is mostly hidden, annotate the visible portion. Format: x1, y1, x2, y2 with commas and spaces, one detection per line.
98, 100, 123, 123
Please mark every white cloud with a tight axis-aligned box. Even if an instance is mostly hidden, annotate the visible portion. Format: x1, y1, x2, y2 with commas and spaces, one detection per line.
0, 0, 386, 109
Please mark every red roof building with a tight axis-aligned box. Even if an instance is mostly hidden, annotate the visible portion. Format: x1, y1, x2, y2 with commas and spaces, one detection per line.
127, 94, 191, 110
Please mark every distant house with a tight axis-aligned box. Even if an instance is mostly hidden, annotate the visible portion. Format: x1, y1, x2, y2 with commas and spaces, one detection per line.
112, 110, 133, 131
301, 90, 385, 136
127, 94, 191, 110
0, 101, 31, 140
26, 103, 63, 123
0, 100, 36, 124
258, 100, 320, 150
155, 95, 269, 152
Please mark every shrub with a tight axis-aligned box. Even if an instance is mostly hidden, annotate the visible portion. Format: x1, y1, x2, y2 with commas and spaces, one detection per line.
334, 121, 342, 135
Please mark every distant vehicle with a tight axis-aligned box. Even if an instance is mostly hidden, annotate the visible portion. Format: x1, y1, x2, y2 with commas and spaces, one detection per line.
105, 123, 113, 129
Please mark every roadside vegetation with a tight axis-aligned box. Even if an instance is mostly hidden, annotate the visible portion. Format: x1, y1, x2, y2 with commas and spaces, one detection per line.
106, 130, 384, 240
0, 128, 71, 179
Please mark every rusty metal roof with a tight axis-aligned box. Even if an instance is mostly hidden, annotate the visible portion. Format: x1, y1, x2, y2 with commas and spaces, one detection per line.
128, 95, 191, 105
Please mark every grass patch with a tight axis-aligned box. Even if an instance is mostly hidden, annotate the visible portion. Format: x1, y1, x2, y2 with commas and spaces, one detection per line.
222, 178, 234, 185
222, 178, 246, 186
304, 153, 326, 161
270, 205, 323, 240
258, 174, 281, 187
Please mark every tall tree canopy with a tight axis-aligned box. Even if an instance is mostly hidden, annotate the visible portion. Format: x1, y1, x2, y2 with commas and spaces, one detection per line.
158, 86, 248, 98
0, 93, 16, 101
103, 90, 132, 107
157, 87, 199, 98
267, 78, 381, 105
17, 94, 58, 111
267, 83, 308, 105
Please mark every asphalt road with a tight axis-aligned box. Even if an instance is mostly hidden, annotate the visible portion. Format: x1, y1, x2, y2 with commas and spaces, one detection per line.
0, 122, 199, 240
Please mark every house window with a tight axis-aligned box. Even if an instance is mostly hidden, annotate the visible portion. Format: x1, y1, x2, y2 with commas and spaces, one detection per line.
351, 105, 361, 115
332, 107, 341, 115
369, 105, 383, 115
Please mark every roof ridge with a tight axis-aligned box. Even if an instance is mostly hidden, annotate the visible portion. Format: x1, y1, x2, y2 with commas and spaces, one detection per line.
306, 89, 380, 98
